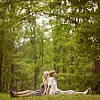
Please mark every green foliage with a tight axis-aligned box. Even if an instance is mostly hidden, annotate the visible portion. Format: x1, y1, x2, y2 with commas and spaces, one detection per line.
57, 73, 87, 91
0, 0, 100, 94
84, 74, 100, 94
57, 73, 100, 94
74, 20, 100, 60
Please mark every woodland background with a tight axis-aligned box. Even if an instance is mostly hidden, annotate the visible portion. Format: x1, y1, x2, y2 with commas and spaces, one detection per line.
0, 0, 100, 94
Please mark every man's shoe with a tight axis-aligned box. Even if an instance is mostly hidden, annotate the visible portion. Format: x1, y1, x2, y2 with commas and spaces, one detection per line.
9, 90, 15, 97
83, 87, 92, 95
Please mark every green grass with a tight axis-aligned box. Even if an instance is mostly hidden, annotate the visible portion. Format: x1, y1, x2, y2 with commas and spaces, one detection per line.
0, 93, 100, 100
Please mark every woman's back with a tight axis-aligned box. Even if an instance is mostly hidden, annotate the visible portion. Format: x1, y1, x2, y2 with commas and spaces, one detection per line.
35, 83, 44, 96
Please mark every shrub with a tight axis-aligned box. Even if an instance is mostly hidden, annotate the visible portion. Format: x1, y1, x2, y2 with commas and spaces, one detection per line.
57, 73, 100, 94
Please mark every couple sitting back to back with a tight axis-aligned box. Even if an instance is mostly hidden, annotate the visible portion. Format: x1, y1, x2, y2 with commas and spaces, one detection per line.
9, 70, 91, 97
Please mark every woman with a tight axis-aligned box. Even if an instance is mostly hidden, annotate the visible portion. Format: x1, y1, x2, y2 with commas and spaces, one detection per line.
9, 71, 49, 97
42, 71, 49, 95
46, 70, 91, 95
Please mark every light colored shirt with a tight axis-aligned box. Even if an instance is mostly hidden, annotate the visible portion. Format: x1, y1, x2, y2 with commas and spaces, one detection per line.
48, 77, 60, 94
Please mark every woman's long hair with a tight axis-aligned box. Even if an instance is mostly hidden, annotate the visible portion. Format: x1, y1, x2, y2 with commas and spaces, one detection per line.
42, 71, 49, 82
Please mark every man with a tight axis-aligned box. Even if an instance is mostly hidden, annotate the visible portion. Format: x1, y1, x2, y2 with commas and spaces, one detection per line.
46, 70, 91, 95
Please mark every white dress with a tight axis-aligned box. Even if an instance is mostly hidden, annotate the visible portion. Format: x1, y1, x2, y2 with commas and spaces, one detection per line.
48, 77, 75, 95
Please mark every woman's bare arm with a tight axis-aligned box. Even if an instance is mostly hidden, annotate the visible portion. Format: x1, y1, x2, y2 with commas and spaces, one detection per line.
42, 81, 48, 95
46, 85, 51, 95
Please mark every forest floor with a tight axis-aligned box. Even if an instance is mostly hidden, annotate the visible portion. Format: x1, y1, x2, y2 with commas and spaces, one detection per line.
0, 93, 100, 100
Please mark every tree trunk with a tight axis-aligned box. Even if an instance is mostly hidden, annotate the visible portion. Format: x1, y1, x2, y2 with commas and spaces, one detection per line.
0, 44, 3, 92
33, 67, 39, 90
10, 64, 15, 90
62, 48, 66, 73
29, 9, 40, 90
53, 45, 57, 71
94, 60, 100, 74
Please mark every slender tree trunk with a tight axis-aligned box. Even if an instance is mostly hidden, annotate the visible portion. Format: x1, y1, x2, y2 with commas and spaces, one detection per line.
53, 5, 61, 72
6, 83, 8, 92
41, 39, 43, 68
93, 1, 100, 74
94, 60, 100, 73
29, 9, 40, 90
62, 48, 66, 73
10, 64, 15, 90
0, 36, 3, 92
53, 40, 57, 71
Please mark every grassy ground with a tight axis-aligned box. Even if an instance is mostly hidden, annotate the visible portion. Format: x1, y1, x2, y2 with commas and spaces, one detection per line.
0, 93, 100, 100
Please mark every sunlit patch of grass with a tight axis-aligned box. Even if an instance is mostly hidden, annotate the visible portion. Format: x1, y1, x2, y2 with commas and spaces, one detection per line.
0, 93, 100, 100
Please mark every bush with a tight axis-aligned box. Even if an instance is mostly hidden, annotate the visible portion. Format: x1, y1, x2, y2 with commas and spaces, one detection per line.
57, 73, 100, 94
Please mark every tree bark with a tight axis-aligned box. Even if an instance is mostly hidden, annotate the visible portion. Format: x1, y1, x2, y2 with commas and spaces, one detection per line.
0, 45, 3, 92
94, 60, 100, 74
